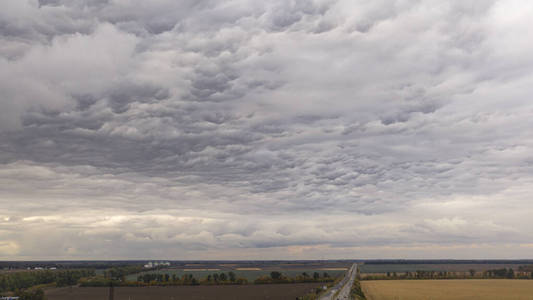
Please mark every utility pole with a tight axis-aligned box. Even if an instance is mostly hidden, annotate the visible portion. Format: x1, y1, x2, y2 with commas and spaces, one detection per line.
108, 281, 114, 300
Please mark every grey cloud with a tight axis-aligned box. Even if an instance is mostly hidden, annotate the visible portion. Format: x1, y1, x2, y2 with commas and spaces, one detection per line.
1, 0, 533, 259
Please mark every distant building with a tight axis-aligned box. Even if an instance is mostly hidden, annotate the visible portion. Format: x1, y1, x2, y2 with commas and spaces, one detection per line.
1, 297, 20, 300
144, 261, 170, 268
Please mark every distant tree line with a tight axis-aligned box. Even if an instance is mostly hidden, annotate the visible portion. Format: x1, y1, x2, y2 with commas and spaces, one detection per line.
254, 271, 333, 284
81, 271, 249, 287
0, 269, 95, 293
518, 265, 533, 272
361, 268, 533, 280
135, 271, 249, 285
103, 265, 145, 281
0, 269, 95, 300
362, 260, 533, 265
81, 270, 335, 287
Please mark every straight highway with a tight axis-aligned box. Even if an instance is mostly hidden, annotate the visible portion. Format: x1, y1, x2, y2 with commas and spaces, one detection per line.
318, 263, 357, 300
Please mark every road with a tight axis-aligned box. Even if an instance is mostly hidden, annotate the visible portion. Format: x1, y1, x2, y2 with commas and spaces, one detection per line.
318, 263, 357, 300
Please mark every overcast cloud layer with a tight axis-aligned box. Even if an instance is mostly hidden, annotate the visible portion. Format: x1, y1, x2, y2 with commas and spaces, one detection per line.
1, 0, 533, 260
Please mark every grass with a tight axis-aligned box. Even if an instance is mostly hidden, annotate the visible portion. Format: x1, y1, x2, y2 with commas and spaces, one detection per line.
362, 279, 533, 300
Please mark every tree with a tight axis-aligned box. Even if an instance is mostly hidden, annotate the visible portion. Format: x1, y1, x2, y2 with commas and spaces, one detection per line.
14, 288, 46, 300
270, 271, 282, 280
323, 272, 329, 278
219, 273, 227, 281
33, 288, 45, 300
228, 272, 236, 282
213, 274, 219, 282
469, 269, 476, 277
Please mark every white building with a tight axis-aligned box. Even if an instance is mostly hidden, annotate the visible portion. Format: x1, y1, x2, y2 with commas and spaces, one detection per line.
144, 261, 170, 268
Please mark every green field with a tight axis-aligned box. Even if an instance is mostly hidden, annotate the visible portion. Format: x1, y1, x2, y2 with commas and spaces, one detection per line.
126, 268, 345, 282
362, 279, 533, 300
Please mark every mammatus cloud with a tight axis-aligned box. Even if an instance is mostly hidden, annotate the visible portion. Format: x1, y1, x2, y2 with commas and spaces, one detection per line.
1, 0, 533, 259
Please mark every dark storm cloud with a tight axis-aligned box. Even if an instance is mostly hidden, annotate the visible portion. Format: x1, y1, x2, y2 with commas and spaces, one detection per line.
1, 0, 533, 259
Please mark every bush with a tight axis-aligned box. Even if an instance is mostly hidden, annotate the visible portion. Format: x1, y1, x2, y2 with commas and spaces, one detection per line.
350, 280, 366, 300
14, 288, 46, 300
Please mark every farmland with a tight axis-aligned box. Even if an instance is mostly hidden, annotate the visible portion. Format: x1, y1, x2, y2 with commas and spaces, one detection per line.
126, 268, 346, 282
362, 279, 533, 300
120, 260, 350, 283
45, 283, 324, 300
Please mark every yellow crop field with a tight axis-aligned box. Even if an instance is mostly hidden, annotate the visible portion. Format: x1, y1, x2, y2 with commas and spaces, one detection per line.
362, 279, 533, 300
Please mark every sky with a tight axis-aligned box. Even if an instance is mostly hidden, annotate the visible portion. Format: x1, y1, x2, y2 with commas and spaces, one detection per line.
1, 0, 533, 260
